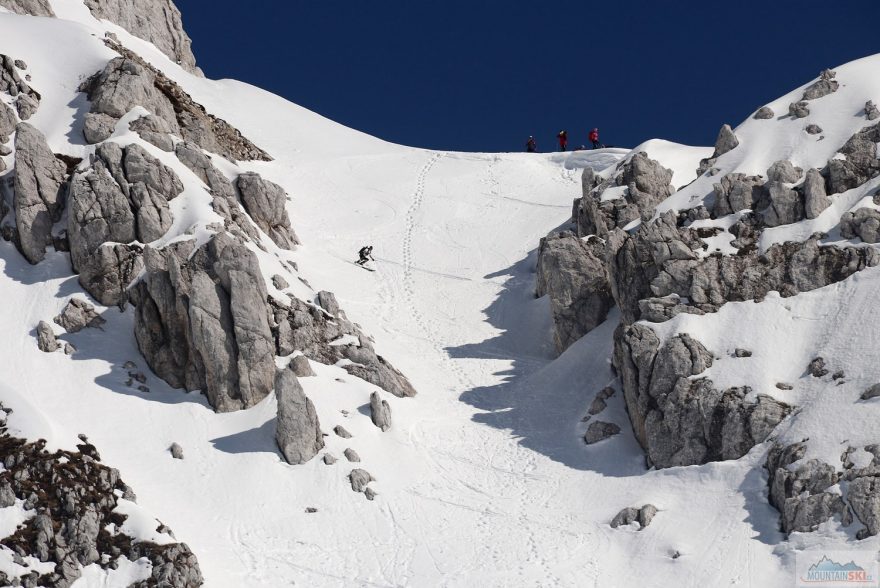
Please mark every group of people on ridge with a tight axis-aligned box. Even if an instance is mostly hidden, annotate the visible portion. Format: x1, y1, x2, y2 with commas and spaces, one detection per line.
526, 128, 601, 153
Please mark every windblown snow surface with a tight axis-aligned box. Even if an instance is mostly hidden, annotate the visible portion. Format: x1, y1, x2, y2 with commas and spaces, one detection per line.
1, 3, 879, 587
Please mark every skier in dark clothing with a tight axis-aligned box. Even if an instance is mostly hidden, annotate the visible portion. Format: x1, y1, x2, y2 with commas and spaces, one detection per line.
356, 245, 375, 266
526, 136, 537, 152
557, 130, 568, 152
589, 128, 600, 149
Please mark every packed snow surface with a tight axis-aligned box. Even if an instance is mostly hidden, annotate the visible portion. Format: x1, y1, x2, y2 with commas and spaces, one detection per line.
1, 4, 879, 587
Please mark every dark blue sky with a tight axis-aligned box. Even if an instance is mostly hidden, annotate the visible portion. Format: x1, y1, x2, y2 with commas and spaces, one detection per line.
181, 1, 878, 153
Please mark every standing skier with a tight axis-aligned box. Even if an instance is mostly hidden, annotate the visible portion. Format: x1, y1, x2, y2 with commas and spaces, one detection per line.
557, 130, 568, 152
526, 136, 537, 152
356, 245, 375, 267
589, 128, 600, 149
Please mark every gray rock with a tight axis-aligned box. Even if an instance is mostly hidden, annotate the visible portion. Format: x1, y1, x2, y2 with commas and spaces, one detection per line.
316, 290, 340, 317
13, 123, 68, 264
803, 169, 830, 219
0, 102, 16, 138
0, 0, 53, 16
364, 487, 378, 501
753, 106, 775, 120
36, 320, 59, 352
776, 382, 794, 391
712, 173, 765, 217
808, 357, 829, 377
322, 453, 337, 465
235, 172, 298, 249
169, 443, 183, 459
584, 421, 620, 445
54, 298, 106, 333
713, 124, 739, 157
305, 507, 318, 513
588, 395, 607, 415
734, 348, 752, 358
15, 93, 38, 120
272, 274, 289, 290
343, 448, 360, 463
290, 355, 315, 377
840, 208, 880, 244
866, 101, 880, 121
789, 101, 810, 118
129, 115, 175, 152
63, 341, 76, 354
761, 181, 804, 227
535, 232, 614, 352
369, 391, 392, 431
13, 59, 26, 70
766, 160, 803, 184
348, 468, 373, 493
805, 124, 823, 135
827, 122, 880, 194
802, 69, 839, 100
82, 112, 118, 144
610, 507, 638, 528
333, 425, 352, 439
130, 234, 276, 412
83, 0, 200, 74
861, 385, 880, 401
638, 504, 658, 528
274, 365, 323, 465
847, 476, 880, 537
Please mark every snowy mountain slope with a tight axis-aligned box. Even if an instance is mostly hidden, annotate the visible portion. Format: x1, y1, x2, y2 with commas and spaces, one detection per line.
0, 2, 878, 587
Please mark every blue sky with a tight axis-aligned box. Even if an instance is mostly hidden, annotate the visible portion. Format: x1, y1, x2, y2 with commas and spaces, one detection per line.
181, 1, 878, 153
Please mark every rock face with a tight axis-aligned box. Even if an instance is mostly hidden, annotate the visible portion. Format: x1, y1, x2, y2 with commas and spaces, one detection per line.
130, 234, 276, 412
235, 172, 298, 249
827, 121, 880, 194
369, 391, 392, 431
535, 232, 613, 352
613, 326, 790, 468
54, 299, 106, 333
0, 0, 53, 15
272, 292, 417, 398
274, 365, 323, 465
82, 53, 270, 162
83, 0, 200, 75
0, 428, 203, 587
68, 142, 182, 305
13, 123, 68, 264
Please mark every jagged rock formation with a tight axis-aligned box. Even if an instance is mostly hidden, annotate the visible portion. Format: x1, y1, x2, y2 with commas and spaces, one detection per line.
54, 299, 106, 333
274, 364, 323, 464
0, 0, 53, 16
131, 234, 276, 412
697, 124, 739, 175
272, 291, 417, 398
68, 141, 183, 305
535, 231, 613, 352
801, 69, 839, 100
81, 52, 270, 162
827, 120, 880, 194
0, 423, 202, 587
235, 172, 298, 249
83, 0, 200, 75
13, 123, 67, 265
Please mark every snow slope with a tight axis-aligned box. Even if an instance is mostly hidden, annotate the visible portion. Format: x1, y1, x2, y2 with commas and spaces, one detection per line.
0, 4, 876, 587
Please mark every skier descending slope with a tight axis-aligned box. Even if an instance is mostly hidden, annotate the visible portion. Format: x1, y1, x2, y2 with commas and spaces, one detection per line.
356, 245, 376, 270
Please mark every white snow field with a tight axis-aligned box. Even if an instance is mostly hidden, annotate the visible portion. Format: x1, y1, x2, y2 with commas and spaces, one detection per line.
1, 3, 879, 587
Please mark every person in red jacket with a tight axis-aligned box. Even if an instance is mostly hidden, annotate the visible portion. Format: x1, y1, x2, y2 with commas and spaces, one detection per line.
589, 128, 600, 149
526, 136, 537, 152
557, 130, 568, 152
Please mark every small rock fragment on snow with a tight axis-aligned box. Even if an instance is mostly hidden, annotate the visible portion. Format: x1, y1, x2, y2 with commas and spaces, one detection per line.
365, 487, 378, 501
861, 385, 880, 401
333, 425, 352, 439
754, 106, 774, 119
776, 382, 794, 391
123, 360, 137, 370
169, 443, 184, 459
323, 453, 337, 465
36, 321, 60, 352
343, 448, 360, 463
348, 468, 373, 493
137, 385, 150, 393
808, 357, 829, 377
63, 342, 76, 355
584, 421, 620, 445
734, 348, 752, 358
305, 507, 318, 513
271, 274, 289, 290
369, 391, 392, 431
290, 355, 315, 377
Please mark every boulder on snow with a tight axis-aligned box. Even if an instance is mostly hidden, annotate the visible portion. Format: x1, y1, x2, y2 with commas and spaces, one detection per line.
807, 357, 829, 377
753, 106, 775, 120
861, 385, 880, 401
766, 160, 803, 184
36, 320, 59, 352
369, 391, 392, 431
15, 93, 38, 120
805, 124, 823, 135
803, 169, 830, 219
866, 101, 880, 121
274, 364, 323, 465
169, 443, 184, 460
289, 355, 316, 378
801, 69, 839, 101
584, 421, 620, 445
271, 274, 289, 290
333, 425, 352, 439
54, 298, 106, 333
789, 101, 810, 118
610, 505, 658, 530
840, 208, 880, 244
343, 448, 360, 463
348, 468, 374, 493
322, 453, 337, 465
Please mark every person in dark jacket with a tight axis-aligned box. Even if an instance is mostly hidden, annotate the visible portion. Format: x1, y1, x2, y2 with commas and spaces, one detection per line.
557, 130, 568, 152
589, 128, 600, 149
356, 245, 374, 266
526, 136, 537, 152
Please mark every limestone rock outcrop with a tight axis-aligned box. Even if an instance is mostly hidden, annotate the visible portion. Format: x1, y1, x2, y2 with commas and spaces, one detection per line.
274, 364, 323, 464
131, 233, 276, 412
